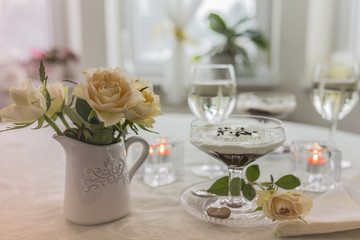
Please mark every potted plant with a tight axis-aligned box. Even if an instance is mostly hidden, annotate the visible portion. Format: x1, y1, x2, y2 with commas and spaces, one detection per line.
195, 13, 269, 76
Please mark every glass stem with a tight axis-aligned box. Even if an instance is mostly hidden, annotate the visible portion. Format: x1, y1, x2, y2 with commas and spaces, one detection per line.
227, 166, 245, 208
329, 120, 337, 148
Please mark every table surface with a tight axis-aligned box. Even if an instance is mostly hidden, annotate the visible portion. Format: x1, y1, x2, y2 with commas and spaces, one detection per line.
1, 113, 360, 240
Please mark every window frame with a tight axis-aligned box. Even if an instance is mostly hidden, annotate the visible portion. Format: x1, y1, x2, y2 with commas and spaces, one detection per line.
106, 0, 281, 86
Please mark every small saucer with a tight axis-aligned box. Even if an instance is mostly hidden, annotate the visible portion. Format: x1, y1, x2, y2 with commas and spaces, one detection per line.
179, 181, 277, 228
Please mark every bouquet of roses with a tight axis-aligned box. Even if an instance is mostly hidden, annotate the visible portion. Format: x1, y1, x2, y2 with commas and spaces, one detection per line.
0, 62, 162, 145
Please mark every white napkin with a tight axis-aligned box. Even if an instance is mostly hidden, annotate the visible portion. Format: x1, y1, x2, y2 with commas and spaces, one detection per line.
275, 173, 360, 237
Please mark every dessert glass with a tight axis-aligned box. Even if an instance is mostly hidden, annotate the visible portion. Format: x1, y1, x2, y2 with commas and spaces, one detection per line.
190, 115, 285, 220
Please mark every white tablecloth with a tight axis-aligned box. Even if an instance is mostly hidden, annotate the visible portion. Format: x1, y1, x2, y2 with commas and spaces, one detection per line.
1, 113, 360, 240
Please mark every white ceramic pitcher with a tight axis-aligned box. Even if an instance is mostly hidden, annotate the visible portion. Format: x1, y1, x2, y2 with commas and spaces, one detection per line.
54, 135, 149, 225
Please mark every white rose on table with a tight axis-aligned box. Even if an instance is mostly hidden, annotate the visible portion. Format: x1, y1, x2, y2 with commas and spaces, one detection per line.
0, 79, 47, 123
73, 67, 145, 127
124, 79, 163, 128
45, 82, 68, 117
256, 190, 313, 220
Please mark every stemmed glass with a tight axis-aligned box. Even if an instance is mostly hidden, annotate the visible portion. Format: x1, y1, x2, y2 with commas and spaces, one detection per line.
311, 63, 360, 167
190, 115, 285, 219
187, 64, 237, 177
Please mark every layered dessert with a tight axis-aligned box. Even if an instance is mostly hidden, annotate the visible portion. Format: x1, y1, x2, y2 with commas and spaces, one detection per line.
191, 124, 285, 167
237, 92, 297, 118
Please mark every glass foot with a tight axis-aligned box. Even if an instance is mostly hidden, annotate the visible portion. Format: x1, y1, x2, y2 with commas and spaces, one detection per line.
180, 181, 276, 227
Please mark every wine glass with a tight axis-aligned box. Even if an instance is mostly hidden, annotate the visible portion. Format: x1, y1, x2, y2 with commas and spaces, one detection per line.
311, 63, 360, 168
187, 64, 237, 177
190, 115, 285, 219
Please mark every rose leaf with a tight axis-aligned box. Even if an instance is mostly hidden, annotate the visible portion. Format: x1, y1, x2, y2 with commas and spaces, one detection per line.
242, 183, 256, 201
246, 164, 260, 182
230, 177, 241, 196
275, 175, 301, 190
207, 176, 228, 196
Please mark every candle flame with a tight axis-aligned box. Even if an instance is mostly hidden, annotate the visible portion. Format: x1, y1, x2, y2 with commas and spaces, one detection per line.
159, 144, 166, 154
149, 146, 154, 155
313, 153, 318, 161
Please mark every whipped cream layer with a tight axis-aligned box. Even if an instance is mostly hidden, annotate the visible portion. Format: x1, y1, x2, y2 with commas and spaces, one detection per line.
192, 124, 284, 155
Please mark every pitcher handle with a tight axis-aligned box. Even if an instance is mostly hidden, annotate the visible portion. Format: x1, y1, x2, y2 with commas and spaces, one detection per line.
125, 136, 149, 182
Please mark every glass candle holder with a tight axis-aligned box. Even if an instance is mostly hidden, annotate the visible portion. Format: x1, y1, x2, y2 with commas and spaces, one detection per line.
291, 141, 341, 192
142, 137, 184, 187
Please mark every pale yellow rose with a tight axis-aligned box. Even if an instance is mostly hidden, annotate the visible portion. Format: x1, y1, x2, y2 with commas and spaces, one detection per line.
124, 79, 163, 128
256, 190, 313, 220
45, 82, 68, 117
73, 67, 145, 127
0, 79, 46, 123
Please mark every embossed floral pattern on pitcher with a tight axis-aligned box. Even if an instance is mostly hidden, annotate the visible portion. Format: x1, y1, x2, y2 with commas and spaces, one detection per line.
82, 152, 130, 195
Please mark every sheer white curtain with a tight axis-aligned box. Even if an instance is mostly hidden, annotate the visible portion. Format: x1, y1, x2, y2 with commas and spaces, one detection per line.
160, 0, 201, 105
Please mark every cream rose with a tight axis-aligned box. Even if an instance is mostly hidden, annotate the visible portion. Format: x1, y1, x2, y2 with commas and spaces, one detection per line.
0, 79, 46, 123
256, 190, 313, 220
45, 82, 68, 117
124, 79, 163, 128
73, 67, 144, 127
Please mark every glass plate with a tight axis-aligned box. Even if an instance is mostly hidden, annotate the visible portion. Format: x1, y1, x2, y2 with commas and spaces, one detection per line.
179, 181, 278, 228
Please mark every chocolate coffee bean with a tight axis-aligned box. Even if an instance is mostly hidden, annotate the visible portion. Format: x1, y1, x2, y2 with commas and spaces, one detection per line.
206, 207, 231, 219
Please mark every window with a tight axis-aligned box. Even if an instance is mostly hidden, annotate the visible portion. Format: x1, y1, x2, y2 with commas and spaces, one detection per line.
0, 0, 51, 59
106, 0, 278, 85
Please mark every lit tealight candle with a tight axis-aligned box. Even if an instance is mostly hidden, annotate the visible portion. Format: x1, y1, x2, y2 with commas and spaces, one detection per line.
157, 143, 170, 155
307, 149, 326, 173
149, 146, 154, 156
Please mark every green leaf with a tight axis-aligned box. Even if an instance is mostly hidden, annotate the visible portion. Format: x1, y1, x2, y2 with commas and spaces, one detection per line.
240, 178, 245, 190
242, 183, 256, 201
43, 88, 52, 111
64, 105, 82, 126
246, 164, 260, 182
207, 176, 228, 196
129, 122, 139, 135
76, 98, 95, 123
87, 127, 114, 145
87, 110, 97, 122
229, 177, 241, 196
136, 123, 158, 134
208, 13, 228, 35
275, 175, 301, 190
0, 122, 34, 132
233, 45, 250, 65
62, 79, 78, 85
254, 206, 262, 212
233, 17, 251, 28
241, 30, 268, 49
39, 61, 48, 84
64, 105, 91, 129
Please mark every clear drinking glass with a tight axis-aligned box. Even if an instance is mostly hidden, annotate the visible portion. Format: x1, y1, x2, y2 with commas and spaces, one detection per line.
188, 64, 237, 177
311, 63, 360, 168
190, 115, 285, 219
